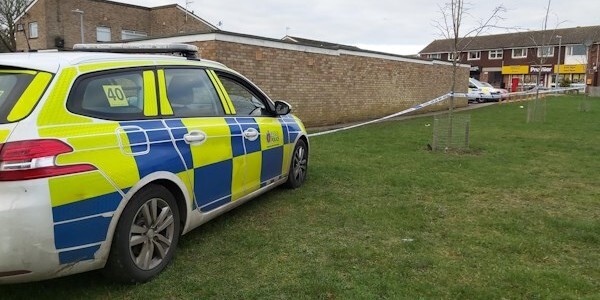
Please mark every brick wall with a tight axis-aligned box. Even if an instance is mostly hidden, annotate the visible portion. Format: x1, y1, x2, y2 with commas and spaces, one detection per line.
588, 44, 599, 86
15, 0, 49, 50
193, 40, 468, 127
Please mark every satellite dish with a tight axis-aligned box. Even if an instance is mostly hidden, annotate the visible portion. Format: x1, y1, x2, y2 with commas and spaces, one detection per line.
584, 38, 593, 47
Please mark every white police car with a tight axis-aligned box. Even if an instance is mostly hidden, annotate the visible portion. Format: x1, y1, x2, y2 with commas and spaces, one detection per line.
0, 44, 309, 283
468, 77, 504, 103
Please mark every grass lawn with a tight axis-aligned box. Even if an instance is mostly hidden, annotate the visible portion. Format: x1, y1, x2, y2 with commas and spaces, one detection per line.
2, 96, 599, 299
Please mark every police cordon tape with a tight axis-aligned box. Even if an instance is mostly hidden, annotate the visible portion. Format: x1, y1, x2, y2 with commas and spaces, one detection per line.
308, 93, 451, 137
452, 86, 584, 99
307, 86, 585, 138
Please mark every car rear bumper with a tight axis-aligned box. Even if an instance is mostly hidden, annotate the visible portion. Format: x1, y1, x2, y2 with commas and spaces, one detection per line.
0, 180, 63, 284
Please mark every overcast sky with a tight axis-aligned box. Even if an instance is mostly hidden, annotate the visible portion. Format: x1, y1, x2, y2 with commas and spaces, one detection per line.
115, 0, 599, 55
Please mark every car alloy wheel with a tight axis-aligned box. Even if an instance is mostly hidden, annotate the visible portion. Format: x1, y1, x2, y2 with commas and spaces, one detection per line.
292, 145, 307, 183
129, 198, 176, 271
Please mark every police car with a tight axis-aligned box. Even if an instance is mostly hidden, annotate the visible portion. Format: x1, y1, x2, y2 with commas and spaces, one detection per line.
468, 77, 503, 103
0, 44, 309, 283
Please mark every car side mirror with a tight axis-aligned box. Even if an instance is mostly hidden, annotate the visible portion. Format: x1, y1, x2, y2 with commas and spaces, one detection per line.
274, 100, 292, 115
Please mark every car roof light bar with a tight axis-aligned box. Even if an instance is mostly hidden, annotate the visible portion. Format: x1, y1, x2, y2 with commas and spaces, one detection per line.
73, 43, 199, 59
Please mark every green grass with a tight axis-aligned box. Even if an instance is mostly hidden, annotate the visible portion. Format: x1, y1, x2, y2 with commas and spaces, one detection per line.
2, 96, 599, 299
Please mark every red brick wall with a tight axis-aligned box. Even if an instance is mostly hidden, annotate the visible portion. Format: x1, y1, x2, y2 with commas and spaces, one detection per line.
194, 40, 468, 127
16, 0, 49, 51
587, 44, 599, 86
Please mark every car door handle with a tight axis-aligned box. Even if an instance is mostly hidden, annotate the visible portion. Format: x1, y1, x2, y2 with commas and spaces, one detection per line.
243, 128, 259, 141
183, 131, 207, 144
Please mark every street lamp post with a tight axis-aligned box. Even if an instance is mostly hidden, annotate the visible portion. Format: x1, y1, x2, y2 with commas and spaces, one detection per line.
555, 35, 562, 88
72, 9, 84, 43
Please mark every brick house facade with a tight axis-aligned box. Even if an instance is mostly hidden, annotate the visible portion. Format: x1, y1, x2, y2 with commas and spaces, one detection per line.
420, 26, 600, 90
15, 0, 216, 51
132, 32, 469, 127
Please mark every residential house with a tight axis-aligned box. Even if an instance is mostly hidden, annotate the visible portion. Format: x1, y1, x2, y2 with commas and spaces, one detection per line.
15, 0, 216, 51
420, 26, 600, 91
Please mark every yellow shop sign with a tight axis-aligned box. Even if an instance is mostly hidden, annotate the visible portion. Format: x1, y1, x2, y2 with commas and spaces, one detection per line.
502, 65, 529, 74
554, 64, 586, 73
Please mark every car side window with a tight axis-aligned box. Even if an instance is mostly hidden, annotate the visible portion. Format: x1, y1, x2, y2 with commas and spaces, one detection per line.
68, 70, 145, 120
218, 76, 270, 116
164, 69, 224, 117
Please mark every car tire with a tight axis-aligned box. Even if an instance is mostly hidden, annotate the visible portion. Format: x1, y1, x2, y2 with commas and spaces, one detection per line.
285, 139, 308, 189
103, 184, 180, 283
477, 98, 486, 103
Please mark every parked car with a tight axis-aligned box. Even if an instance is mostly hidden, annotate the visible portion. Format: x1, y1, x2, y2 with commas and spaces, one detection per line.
468, 78, 506, 103
0, 44, 309, 284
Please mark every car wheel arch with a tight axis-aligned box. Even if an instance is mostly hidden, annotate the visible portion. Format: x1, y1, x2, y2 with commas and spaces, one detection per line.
297, 135, 310, 157
99, 172, 192, 267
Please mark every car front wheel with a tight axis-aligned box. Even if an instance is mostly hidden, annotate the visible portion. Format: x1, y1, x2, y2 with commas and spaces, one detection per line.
285, 139, 308, 189
103, 184, 180, 283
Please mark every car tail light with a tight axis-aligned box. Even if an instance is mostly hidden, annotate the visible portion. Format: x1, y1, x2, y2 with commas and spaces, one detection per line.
0, 139, 96, 181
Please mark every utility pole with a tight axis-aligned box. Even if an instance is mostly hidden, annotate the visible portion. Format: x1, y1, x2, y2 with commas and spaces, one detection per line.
555, 35, 562, 88
72, 9, 84, 43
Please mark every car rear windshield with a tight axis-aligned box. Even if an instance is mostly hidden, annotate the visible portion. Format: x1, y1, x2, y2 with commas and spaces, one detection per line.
0, 72, 36, 124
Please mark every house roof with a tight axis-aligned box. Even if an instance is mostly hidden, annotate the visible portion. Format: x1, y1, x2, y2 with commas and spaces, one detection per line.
127, 29, 464, 67
420, 25, 600, 53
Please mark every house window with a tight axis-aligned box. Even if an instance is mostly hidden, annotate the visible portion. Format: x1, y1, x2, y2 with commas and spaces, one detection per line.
448, 52, 457, 61
29, 22, 38, 39
566, 45, 586, 56
512, 48, 528, 58
468, 51, 481, 60
96, 27, 111, 42
537, 46, 554, 57
427, 53, 441, 59
121, 30, 148, 40
489, 49, 503, 60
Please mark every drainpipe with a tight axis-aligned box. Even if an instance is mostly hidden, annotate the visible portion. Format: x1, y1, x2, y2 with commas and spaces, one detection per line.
594, 43, 600, 86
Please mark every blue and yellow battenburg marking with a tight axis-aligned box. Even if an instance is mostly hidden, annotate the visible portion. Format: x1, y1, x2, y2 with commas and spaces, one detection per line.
34, 65, 306, 265
42, 122, 141, 264
40, 114, 304, 265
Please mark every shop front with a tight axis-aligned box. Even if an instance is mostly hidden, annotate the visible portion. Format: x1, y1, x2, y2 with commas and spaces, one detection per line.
502, 64, 586, 91
554, 64, 587, 86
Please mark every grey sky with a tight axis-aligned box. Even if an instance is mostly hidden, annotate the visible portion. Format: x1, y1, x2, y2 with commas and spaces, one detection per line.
115, 0, 599, 54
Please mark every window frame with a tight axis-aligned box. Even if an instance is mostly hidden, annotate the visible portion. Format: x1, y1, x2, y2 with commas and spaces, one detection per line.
448, 52, 457, 61
427, 53, 441, 60
488, 49, 503, 60
161, 67, 227, 118
67, 67, 156, 121
537, 46, 555, 58
512, 48, 528, 59
467, 51, 481, 61
28, 22, 38, 39
96, 26, 111, 42
566, 45, 586, 56
121, 29, 148, 40
214, 70, 276, 116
